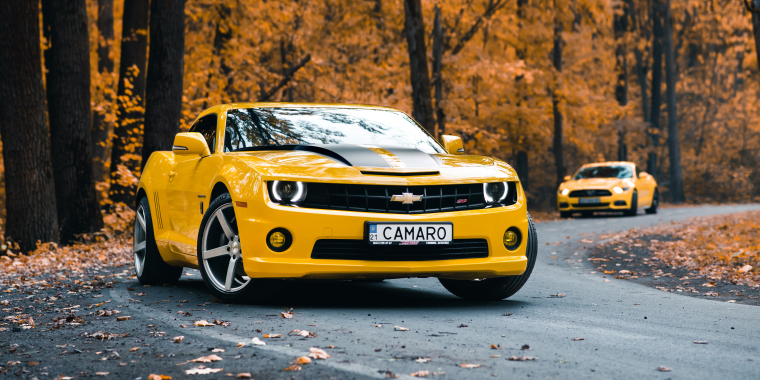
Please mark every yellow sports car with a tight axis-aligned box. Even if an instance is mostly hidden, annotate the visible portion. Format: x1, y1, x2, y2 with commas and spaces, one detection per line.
134, 103, 536, 302
556, 161, 658, 218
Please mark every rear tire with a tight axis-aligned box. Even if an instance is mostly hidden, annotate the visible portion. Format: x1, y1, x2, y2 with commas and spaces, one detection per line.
624, 191, 638, 217
439, 213, 538, 301
645, 189, 659, 214
197, 193, 286, 304
134, 197, 182, 285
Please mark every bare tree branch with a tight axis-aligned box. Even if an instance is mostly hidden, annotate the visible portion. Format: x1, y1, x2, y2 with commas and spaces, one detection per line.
449, 0, 507, 56
258, 54, 311, 101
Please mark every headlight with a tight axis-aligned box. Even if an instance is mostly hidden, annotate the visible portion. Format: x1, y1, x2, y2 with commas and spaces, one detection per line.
483, 182, 508, 204
270, 181, 307, 204
561, 188, 570, 196
613, 186, 630, 194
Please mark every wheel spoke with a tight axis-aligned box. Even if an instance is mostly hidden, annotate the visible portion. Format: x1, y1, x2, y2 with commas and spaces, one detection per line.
133, 241, 146, 253
136, 210, 147, 232
215, 209, 235, 240
224, 257, 238, 291
203, 245, 229, 260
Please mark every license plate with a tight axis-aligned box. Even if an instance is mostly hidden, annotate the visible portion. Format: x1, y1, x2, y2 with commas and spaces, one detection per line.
578, 198, 601, 204
366, 222, 453, 245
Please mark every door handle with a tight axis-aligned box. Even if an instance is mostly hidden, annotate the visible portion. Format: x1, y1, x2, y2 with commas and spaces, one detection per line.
169, 171, 176, 180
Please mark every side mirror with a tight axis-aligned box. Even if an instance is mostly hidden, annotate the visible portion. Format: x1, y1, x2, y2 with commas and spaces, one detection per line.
563, 175, 571, 182
439, 135, 464, 155
638, 171, 648, 178
173, 132, 210, 157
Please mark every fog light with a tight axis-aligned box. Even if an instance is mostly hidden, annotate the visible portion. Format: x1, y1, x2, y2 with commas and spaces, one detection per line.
266, 228, 292, 252
503, 228, 522, 250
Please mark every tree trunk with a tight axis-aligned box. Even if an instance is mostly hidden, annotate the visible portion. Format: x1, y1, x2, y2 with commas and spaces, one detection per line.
749, 1, 760, 82
110, 0, 149, 205
403, 0, 435, 133
432, 5, 445, 137
614, 0, 629, 162
0, 0, 59, 252
516, 151, 529, 192
41, 0, 104, 243
649, 2, 664, 178
92, 0, 115, 184
662, 0, 683, 202
141, 0, 186, 169
552, 18, 565, 189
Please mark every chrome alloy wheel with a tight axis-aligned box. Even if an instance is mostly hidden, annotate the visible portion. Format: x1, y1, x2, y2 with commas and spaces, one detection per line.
133, 204, 148, 276
201, 203, 251, 293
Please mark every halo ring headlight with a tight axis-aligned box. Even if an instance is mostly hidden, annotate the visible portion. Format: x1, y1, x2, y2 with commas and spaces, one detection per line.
271, 181, 307, 204
483, 182, 509, 204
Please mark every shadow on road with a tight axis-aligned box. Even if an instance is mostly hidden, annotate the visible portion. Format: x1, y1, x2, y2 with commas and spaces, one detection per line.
167, 277, 531, 311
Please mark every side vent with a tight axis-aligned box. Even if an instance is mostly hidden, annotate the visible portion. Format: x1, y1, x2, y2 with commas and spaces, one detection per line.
153, 192, 164, 230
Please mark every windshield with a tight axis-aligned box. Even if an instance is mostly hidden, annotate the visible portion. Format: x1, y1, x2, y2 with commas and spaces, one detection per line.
574, 165, 634, 179
223, 107, 445, 154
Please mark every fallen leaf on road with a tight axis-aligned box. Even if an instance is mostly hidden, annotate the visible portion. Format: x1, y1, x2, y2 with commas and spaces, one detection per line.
212, 348, 225, 353
618, 270, 631, 274
415, 357, 431, 363
95, 372, 109, 376
190, 355, 223, 363
309, 347, 331, 359
490, 343, 501, 349
550, 293, 566, 297
180, 324, 186, 328
491, 355, 500, 358
186, 366, 223, 375
236, 373, 251, 379
571, 337, 584, 341
148, 375, 171, 380
213, 319, 230, 326
727, 300, 736, 303
693, 341, 708, 344
194, 320, 213, 327
264, 334, 281, 338
281, 311, 293, 319
374, 324, 383, 327
251, 337, 266, 346
129, 347, 140, 352
460, 363, 481, 368
508, 356, 538, 361
236, 342, 245, 347
521, 344, 530, 350
738, 265, 752, 273
173, 336, 184, 343
116, 316, 131, 321
133, 292, 146, 296
394, 326, 409, 331
296, 356, 312, 365
410, 370, 429, 377
127, 287, 135, 291
284, 364, 301, 371
657, 366, 671, 372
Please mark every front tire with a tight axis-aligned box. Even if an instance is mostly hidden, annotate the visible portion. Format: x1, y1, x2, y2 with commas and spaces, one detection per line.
559, 211, 572, 218
197, 193, 285, 303
624, 190, 638, 217
134, 197, 182, 285
438, 213, 538, 301
645, 189, 659, 214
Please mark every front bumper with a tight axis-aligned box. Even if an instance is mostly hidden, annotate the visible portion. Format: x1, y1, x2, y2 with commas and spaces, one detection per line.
234, 196, 530, 280
557, 191, 633, 212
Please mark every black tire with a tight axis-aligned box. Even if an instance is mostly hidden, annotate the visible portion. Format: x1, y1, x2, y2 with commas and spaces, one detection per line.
134, 197, 182, 285
645, 189, 659, 214
624, 190, 638, 217
438, 213, 538, 301
559, 211, 572, 218
197, 193, 286, 304
581, 211, 593, 218
353, 279, 385, 283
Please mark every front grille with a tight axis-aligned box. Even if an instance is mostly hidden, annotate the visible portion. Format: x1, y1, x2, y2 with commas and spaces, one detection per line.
569, 189, 612, 197
573, 202, 610, 208
297, 182, 517, 214
311, 239, 489, 261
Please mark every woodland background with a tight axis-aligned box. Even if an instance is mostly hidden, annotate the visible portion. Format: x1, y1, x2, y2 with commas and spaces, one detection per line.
1, 0, 760, 253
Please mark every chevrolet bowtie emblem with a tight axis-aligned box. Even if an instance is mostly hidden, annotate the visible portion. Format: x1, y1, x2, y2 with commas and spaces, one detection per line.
391, 192, 423, 204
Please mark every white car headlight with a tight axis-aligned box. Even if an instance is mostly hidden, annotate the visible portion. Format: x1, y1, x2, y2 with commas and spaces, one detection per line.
271, 181, 307, 204
561, 188, 570, 196
613, 186, 630, 194
483, 182, 509, 204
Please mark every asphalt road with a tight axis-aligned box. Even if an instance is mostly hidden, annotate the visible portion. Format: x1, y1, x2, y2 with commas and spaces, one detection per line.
100, 203, 760, 379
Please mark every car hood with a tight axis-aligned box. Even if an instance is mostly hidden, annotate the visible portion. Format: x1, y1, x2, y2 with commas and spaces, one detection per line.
227, 144, 517, 184
562, 177, 635, 190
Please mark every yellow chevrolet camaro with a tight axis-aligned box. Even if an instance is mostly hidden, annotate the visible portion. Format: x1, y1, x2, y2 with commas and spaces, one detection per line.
134, 103, 536, 302
556, 161, 658, 218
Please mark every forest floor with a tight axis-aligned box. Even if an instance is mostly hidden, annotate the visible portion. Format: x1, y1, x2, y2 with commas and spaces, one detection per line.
587, 210, 760, 305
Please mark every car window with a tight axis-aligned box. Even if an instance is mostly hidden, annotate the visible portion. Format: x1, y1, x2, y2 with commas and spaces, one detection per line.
222, 107, 445, 154
574, 165, 633, 179
189, 114, 217, 154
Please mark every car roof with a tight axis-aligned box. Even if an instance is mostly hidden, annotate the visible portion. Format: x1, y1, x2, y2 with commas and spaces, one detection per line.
195, 102, 402, 120
580, 161, 635, 168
